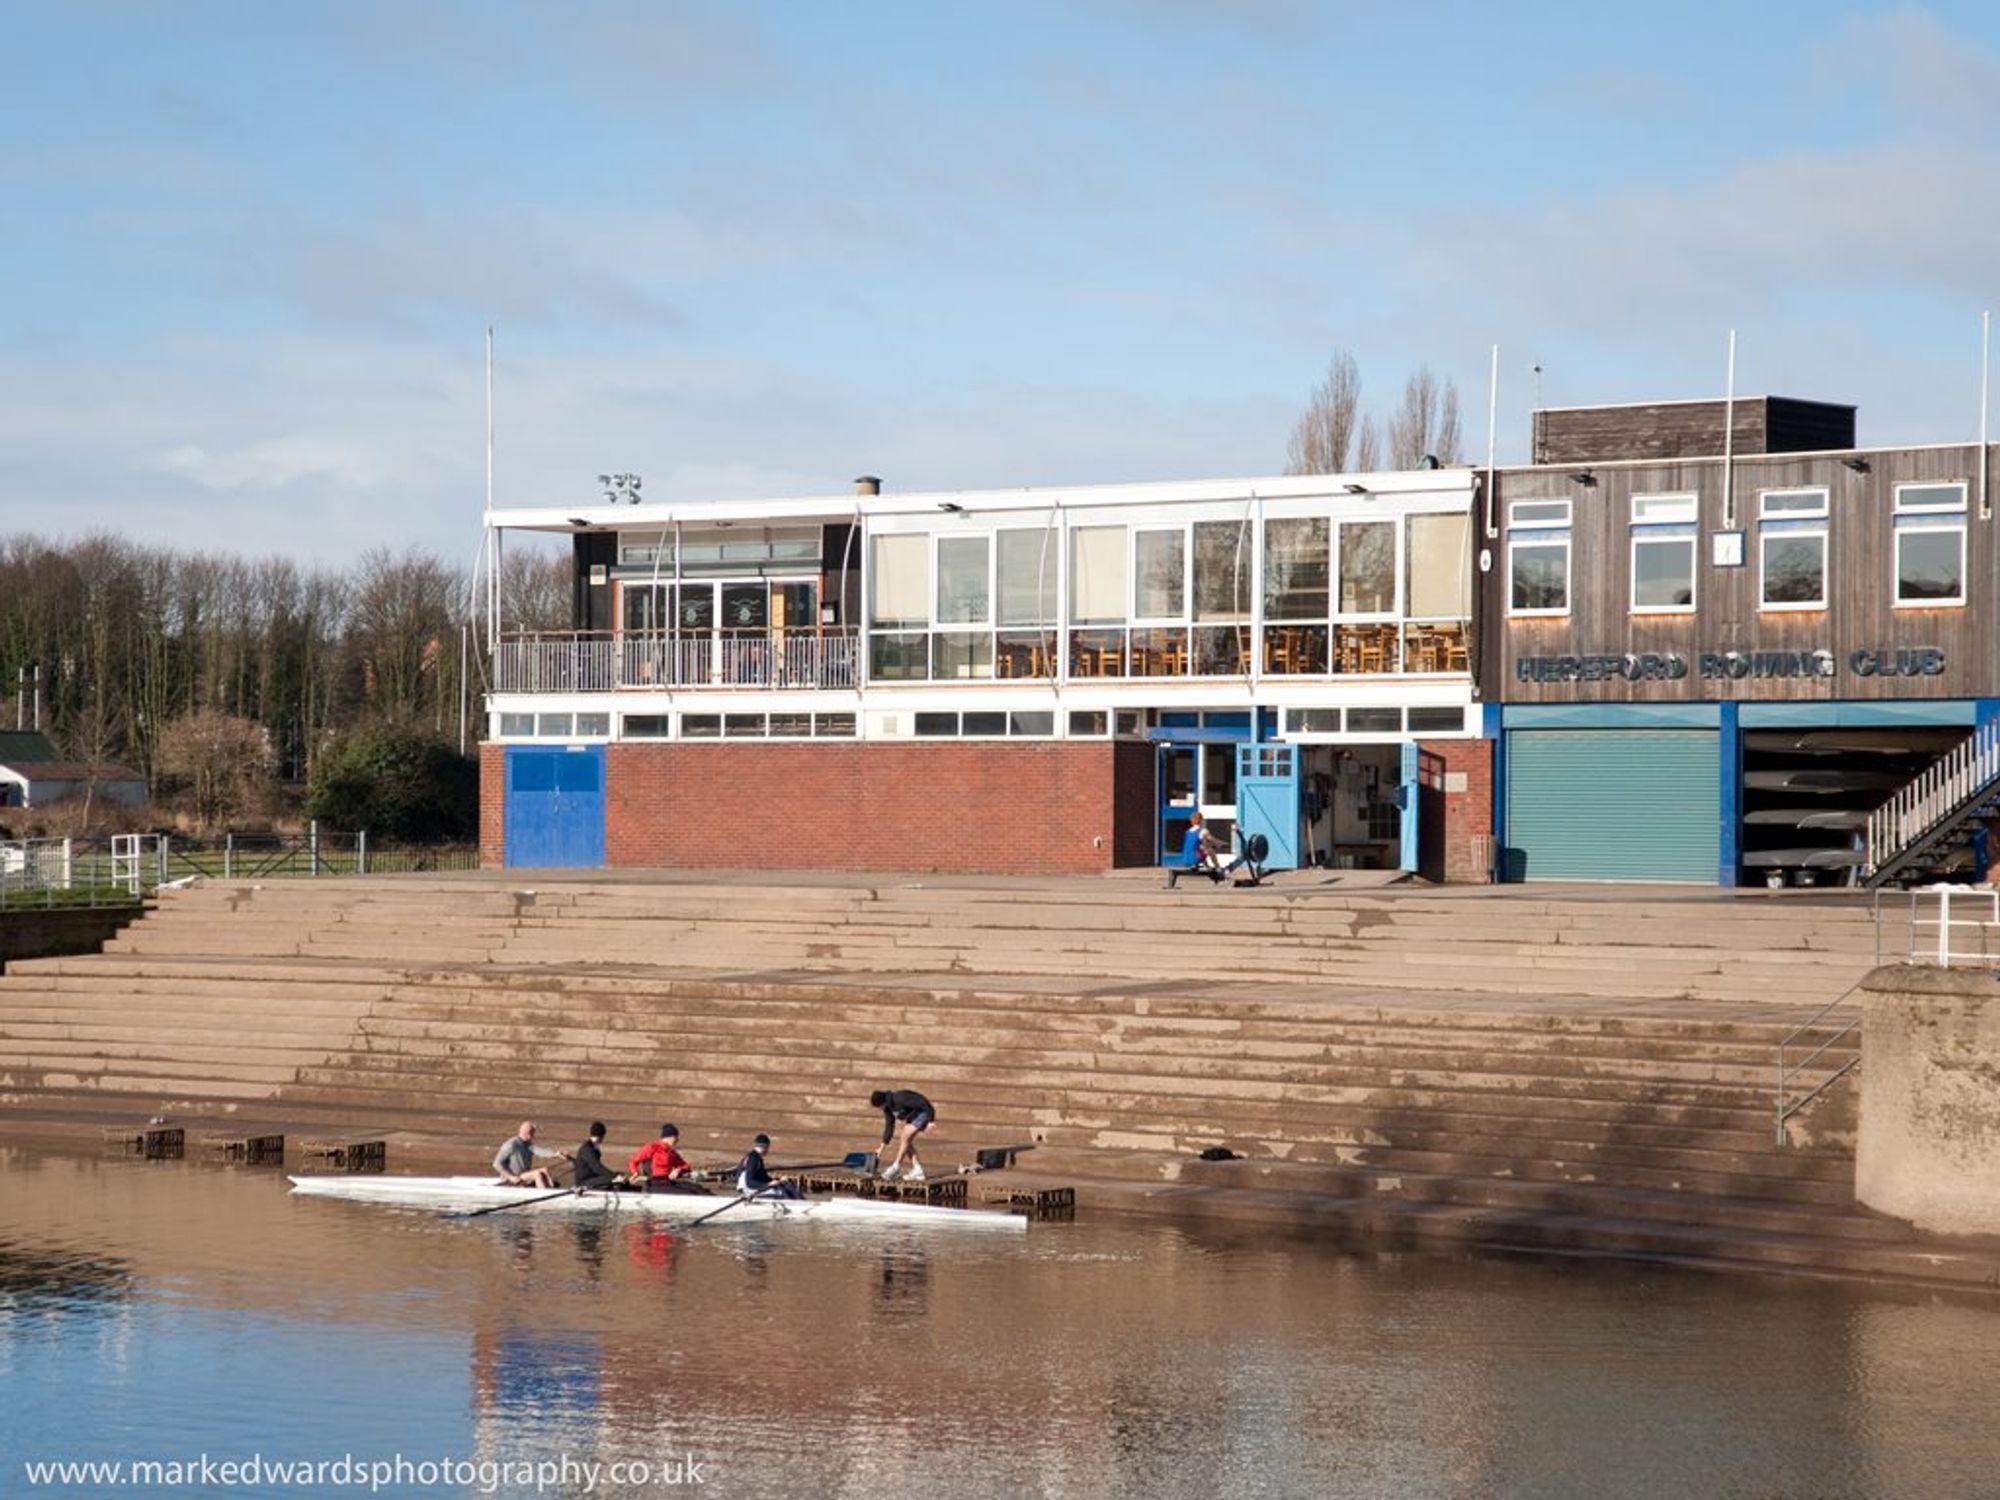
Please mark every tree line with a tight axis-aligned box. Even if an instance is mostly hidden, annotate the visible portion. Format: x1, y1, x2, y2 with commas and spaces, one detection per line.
0, 535, 567, 814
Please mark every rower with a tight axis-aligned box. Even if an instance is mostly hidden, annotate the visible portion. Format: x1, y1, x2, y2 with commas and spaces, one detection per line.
869, 1088, 935, 1182
628, 1123, 705, 1194
493, 1120, 565, 1189
736, 1134, 801, 1199
570, 1121, 621, 1191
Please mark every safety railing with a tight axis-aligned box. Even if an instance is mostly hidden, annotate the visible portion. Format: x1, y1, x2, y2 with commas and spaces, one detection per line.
1777, 884, 2000, 1144
1865, 719, 2000, 882
498, 631, 861, 693
0, 830, 481, 909
1773, 984, 1863, 1147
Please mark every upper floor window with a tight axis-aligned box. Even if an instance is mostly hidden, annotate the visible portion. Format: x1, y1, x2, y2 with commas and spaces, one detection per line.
1630, 493, 1697, 613
1507, 499, 1571, 616
1757, 488, 1828, 610
1893, 482, 1968, 607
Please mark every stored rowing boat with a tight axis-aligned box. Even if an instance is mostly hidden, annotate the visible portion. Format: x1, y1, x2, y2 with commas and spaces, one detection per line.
288, 1175, 1027, 1231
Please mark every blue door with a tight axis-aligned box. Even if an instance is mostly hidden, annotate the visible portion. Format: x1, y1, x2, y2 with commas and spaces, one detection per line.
504, 745, 607, 868
1236, 742, 1301, 870
1399, 741, 1420, 873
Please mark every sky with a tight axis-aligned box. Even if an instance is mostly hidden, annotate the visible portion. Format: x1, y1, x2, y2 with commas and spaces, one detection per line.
4, 0, 2000, 564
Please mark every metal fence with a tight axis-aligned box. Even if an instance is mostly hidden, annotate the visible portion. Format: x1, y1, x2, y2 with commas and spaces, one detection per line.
0, 828, 481, 910
1874, 885, 2000, 968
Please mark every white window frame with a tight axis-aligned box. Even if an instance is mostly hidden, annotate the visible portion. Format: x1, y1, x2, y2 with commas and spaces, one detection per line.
1332, 516, 1402, 622
1506, 498, 1572, 618
1629, 492, 1698, 615
1892, 481, 1968, 609
1757, 487, 1830, 612
1131, 524, 1190, 626
932, 530, 994, 627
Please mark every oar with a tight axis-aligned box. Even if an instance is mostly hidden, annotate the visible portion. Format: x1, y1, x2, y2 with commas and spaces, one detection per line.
454, 1184, 581, 1219
687, 1185, 779, 1228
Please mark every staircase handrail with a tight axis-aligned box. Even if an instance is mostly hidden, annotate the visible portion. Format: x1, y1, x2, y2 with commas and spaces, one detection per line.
1774, 980, 1864, 1146
1865, 719, 2000, 878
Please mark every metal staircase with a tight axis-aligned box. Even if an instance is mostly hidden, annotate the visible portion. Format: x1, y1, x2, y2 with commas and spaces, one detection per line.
1864, 719, 2000, 887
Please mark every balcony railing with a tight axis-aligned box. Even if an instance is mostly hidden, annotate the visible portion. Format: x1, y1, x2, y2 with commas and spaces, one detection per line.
496, 631, 860, 693
495, 620, 1470, 694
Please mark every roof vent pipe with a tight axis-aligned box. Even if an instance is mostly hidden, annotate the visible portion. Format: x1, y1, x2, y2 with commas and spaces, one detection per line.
854, 475, 881, 496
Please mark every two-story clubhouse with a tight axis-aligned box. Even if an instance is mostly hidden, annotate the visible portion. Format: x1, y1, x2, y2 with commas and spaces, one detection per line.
480, 470, 1489, 878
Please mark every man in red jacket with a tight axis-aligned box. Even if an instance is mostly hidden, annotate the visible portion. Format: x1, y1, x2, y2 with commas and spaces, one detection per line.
627, 1123, 703, 1193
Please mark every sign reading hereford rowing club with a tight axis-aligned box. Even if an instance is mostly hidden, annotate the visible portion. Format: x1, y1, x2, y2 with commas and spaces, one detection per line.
1514, 647, 1946, 683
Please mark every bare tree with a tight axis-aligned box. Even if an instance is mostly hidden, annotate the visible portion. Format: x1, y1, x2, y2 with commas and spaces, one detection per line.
1355, 414, 1381, 472
1385, 367, 1465, 469
155, 710, 276, 831
501, 548, 572, 633
1284, 352, 1364, 475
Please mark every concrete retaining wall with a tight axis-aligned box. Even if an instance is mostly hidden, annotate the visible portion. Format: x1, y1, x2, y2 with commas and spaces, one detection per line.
1857, 965, 2000, 1236
0, 905, 143, 970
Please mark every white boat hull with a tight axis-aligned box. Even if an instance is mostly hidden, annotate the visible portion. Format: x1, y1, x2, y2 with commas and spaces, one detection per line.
288, 1175, 1026, 1231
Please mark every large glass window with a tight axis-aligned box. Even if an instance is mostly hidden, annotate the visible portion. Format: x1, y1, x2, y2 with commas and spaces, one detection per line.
1264, 517, 1329, 620
1070, 527, 1127, 624
936, 535, 991, 624
1508, 499, 1570, 615
1894, 483, 1967, 606
1630, 493, 1697, 613
1405, 512, 1469, 618
1134, 529, 1186, 620
996, 529, 1056, 626
1192, 521, 1251, 620
870, 534, 929, 627
1758, 488, 1828, 610
1337, 520, 1396, 615
869, 532, 931, 680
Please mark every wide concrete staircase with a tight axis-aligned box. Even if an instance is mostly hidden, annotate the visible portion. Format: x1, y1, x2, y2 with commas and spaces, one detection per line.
1, 875, 1973, 1287
93, 876, 1883, 1004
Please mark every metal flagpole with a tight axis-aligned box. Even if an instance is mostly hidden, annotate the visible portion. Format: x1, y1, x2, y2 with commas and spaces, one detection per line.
1722, 329, 1738, 530
1979, 310, 1990, 521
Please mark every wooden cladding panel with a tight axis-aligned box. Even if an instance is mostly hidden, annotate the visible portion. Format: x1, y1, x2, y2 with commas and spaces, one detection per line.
1483, 445, 1996, 703
1533, 397, 1856, 465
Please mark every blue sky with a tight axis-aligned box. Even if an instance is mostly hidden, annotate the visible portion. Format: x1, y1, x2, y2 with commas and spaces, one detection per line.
3, 1, 1999, 562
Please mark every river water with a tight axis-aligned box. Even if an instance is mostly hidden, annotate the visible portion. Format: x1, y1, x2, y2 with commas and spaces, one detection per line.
3, 1146, 1999, 1500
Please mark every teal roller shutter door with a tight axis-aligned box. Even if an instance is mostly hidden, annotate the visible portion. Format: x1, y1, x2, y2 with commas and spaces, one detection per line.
1507, 729, 1719, 882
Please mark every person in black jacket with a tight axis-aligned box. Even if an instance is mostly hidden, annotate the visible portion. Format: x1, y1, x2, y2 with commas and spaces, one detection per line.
869, 1088, 935, 1182
570, 1122, 621, 1191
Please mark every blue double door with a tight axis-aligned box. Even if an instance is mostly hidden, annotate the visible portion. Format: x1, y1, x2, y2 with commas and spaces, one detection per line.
504, 745, 607, 868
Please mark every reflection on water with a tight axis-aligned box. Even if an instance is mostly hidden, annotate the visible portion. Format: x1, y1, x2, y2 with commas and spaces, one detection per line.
2, 1144, 1999, 1498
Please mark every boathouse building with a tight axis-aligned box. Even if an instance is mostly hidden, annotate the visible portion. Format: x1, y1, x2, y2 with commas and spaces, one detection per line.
479, 394, 2000, 890
1480, 397, 2000, 886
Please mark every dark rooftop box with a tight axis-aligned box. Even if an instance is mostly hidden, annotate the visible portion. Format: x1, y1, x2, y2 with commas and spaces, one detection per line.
1532, 396, 1856, 466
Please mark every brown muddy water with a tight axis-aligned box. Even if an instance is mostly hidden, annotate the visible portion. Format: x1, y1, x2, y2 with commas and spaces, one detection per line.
3, 1145, 1999, 1499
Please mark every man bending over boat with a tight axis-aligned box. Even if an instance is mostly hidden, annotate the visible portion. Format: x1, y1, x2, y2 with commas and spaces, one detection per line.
571, 1122, 621, 1191
629, 1123, 706, 1193
737, 1134, 801, 1199
494, 1121, 565, 1189
870, 1089, 934, 1182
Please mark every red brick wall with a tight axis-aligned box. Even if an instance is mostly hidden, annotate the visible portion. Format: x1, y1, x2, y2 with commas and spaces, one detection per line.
592, 740, 1148, 875
478, 743, 504, 868
1417, 737, 1495, 884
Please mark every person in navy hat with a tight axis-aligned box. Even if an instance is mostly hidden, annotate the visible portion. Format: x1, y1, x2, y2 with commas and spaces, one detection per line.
735, 1134, 801, 1199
